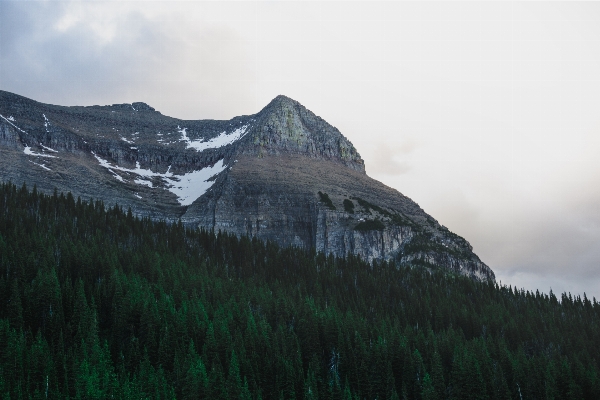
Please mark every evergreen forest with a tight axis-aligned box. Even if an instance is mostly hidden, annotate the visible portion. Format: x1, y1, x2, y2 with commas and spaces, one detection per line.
1, 182, 599, 399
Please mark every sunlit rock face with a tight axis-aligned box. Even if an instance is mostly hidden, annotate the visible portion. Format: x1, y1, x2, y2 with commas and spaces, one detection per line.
243, 95, 365, 172
0, 90, 494, 281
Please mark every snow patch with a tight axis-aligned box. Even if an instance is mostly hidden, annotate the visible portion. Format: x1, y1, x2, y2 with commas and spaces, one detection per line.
121, 137, 134, 144
134, 178, 153, 188
92, 152, 126, 182
0, 114, 27, 134
40, 144, 58, 153
43, 114, 49, 129
24, 145, 57, 158
178, 125, 249, 152
7, 116, 14, 122
134, 194, 142, 199
130, 147, 137, 150
166, 159, 226, 206
92, 153, 226, 205
29, 160, 51, 171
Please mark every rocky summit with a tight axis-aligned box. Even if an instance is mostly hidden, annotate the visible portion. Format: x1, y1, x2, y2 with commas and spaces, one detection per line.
0, 90, 494, 281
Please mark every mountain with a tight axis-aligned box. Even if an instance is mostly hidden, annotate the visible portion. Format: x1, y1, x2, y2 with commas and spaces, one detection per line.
0, 90, 494, 281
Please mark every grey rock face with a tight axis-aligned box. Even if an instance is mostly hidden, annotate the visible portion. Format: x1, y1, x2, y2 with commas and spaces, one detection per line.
244, 96, 364, 172
0, 90, 495, 281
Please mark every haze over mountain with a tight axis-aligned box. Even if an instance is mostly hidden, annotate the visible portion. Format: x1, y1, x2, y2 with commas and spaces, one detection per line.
0, 90, 493, 281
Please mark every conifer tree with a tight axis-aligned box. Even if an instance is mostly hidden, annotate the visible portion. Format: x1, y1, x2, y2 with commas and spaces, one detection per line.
182, 342, 209, 400
422, 373, 438, 400
226, 350, 243, 399
7, 278, 23, 330
430, 351, 445, 399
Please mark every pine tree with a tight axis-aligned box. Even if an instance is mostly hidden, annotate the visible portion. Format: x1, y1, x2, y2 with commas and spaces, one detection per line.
28, 331, 54, 399
241, 376, 252, 400
226, 350, 242, 399
7, 278, 23, 330
208, 360, 227, 400
422, 373, 438, 400
430, 351, 445, 399
304, 368, 319, 400
182, 342, 209, 399
342, 378, 353, 400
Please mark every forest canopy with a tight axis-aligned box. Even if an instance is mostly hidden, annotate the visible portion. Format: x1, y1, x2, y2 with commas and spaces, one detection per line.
0, 182, 599, 399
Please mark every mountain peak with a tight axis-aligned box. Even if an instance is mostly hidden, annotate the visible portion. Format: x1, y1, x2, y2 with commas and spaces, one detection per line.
248, 95, 365, 172
268, 94, 297, 105
257, 95, 304, 119
0, 89, 494, 281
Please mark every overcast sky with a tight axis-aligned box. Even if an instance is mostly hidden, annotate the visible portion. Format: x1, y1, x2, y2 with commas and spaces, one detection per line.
2, 1, 600, 299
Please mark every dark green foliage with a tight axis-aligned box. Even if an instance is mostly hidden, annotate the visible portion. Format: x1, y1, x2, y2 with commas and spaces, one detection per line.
352, 196, 394, 219
351, 196, 416, 228
438, 224, 470, 248
343, 199, 355, 214
354, 219, 386, 231
351, 196, 379, 214
403, 233, 472, 260
1, 182, 600, 399
318, 191, 336, 210
390, 213, 417, 228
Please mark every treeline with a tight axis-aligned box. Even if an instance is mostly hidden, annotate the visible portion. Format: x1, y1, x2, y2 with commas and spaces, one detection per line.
0, 182, 599, 399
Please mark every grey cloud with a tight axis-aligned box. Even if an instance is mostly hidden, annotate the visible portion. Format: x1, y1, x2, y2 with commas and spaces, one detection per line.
414, 166, 600, 298
0, 1, 256, 119
366, 141, 417, 176
452, 189, 600, 298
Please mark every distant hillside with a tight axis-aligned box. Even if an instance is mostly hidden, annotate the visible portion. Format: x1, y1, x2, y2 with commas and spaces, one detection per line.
0, 182, 599, 399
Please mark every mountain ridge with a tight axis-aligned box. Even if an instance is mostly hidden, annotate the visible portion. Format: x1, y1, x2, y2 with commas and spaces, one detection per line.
0, 90, 495, 281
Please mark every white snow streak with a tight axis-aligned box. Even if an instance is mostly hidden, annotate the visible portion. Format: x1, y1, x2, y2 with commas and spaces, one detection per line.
29, 160, 51, 171
92, 152, 125, 182
92, 153, 227, 205
40, 144, 58, 153
121, 137, 134, 144
7, 116, 14, 122
134, 178, 153, 188
178, 125, 249, 152
0, 114, 27, 134
24, 145, 57, 158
